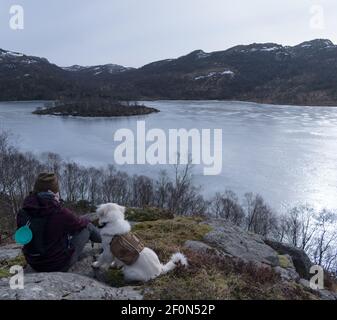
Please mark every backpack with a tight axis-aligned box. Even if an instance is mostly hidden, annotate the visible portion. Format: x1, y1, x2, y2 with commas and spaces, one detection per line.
110, 232, 145, 265
17, 209, 50, 257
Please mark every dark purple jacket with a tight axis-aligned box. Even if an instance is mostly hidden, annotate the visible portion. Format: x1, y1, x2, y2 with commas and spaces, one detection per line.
18, 194, 89, 272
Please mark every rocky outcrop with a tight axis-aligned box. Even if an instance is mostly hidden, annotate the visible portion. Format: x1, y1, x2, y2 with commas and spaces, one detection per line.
299, 279, 337, 301
183, 240, 220, 256
0, 244, 22, 262
0, 217, 335, 300
0, 273, 142, 300
264, 240, 312, 279
203, 220, 279, 267
201, 219, 316, 285
273, 255, 300, 281
0, 242, 143, 300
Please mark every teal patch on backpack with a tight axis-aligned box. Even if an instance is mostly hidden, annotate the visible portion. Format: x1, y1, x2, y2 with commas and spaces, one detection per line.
15, 223, 33, 245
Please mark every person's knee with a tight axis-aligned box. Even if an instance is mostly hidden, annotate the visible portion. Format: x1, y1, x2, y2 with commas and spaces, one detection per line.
87, 223, 102, 243
71, 227, 90, 247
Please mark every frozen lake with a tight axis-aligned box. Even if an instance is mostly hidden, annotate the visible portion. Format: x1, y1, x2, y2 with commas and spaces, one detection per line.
1, 100, 337, 213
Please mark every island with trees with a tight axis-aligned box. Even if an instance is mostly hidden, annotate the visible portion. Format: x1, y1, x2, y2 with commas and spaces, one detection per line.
33, 99, 159, 117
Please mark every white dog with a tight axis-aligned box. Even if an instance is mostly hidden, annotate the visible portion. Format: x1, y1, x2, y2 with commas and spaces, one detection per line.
92, 203, 188, 282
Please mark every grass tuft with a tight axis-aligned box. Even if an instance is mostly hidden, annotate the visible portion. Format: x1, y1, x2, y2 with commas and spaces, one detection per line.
126, 207, 174, 222
0, 255, 26, 279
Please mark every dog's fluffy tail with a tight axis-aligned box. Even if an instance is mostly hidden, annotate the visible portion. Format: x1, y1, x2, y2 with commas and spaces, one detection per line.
161, 252, 188, 275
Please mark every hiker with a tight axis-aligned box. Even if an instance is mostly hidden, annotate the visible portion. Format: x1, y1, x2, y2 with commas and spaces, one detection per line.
17, 172, 102, 272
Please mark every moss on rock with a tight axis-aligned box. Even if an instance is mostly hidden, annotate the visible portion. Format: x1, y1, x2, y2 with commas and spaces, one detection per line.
105, 268, 127, 288
278, 255, 293, 269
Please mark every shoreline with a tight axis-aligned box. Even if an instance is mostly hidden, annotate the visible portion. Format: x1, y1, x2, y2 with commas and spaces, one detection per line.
1, 99, 337, 109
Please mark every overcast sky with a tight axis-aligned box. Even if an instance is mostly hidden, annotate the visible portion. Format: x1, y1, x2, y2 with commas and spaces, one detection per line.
0, 0, 336, 67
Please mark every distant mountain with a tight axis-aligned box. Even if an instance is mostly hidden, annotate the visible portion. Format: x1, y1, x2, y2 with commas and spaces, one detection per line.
62, 64, 134, 75
1, 39, 337, 105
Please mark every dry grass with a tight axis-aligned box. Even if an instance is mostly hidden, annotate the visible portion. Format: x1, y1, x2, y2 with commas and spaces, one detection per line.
129, 216, 319, 300
126, 207, 174, 222
324, 271, 337, 293
133, 216, 211, 261
0, 255, 26, 279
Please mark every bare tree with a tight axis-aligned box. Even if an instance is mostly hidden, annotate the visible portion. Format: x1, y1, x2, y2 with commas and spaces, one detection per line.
61, 162, 82, 202
101, 166, 131, 205
244, 193, 277, 237
312, 210, 337, 267
153, 170, 171, 208
40, 152, 62, 176
211, 190, 245, 226
132, 175, 154, 207
167, 158, 205, 216
87, 167, 103, 205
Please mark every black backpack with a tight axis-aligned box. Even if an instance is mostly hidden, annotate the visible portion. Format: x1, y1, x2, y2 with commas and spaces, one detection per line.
17, 209, 50, 257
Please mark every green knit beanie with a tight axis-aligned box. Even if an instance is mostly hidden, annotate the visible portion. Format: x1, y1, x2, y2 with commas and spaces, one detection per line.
33, 172, 60, 194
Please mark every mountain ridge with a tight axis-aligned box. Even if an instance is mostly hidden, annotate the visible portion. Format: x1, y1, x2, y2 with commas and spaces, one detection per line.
1, 38, 337, 105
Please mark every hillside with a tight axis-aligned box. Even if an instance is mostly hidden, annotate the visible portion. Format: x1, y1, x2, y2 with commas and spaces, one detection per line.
1, 209, 336, 300
2, 39, 337, 105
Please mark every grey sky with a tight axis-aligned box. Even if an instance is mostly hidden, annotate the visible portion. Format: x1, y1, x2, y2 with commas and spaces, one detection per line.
0, 0, 336, 67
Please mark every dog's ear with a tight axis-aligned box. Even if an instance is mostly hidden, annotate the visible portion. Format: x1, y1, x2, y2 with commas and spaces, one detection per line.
97, 203, 110, 217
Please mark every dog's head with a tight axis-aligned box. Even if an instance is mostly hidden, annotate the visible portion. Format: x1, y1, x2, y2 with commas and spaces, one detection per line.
96, 203, 126, 227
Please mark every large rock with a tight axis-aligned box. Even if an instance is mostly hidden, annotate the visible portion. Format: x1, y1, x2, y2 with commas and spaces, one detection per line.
0, 243, 143, 300
264, 240, 312, 279
273, 254, 300, 281
183, 240, 220, 256
274, 266, 300, 282
299, 279, 337, 300
25, 243, 108, 283
0, 244, 22, 262
67, 243, 113, 284
203, 220, 279, 266
67, 243, 101, 278
0, 272, 142, 300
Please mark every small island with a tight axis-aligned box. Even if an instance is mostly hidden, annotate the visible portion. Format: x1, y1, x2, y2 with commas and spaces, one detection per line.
33, 99, 159, 117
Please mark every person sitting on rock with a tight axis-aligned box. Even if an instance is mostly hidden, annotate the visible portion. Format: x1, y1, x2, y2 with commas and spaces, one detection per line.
17, 172, 102, 272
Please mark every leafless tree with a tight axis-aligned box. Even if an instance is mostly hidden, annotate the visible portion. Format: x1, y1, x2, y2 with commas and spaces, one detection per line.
40, 152, 63, 176
211, 190, 245, 226
167, 158, 205, 216
153, 170, 171, 208
87, 167, 103, 205
132, 175, 154, 207
244, 193, 277, 237
312, 210, 337, 267
61, 162, 82, 202
101, 166, 131, 205
285, 205, 317, 250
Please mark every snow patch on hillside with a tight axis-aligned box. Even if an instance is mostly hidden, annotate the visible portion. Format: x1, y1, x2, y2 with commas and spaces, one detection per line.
196, 51, 211, 59
0, 50, 24, 57
195, 69, 235, 80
